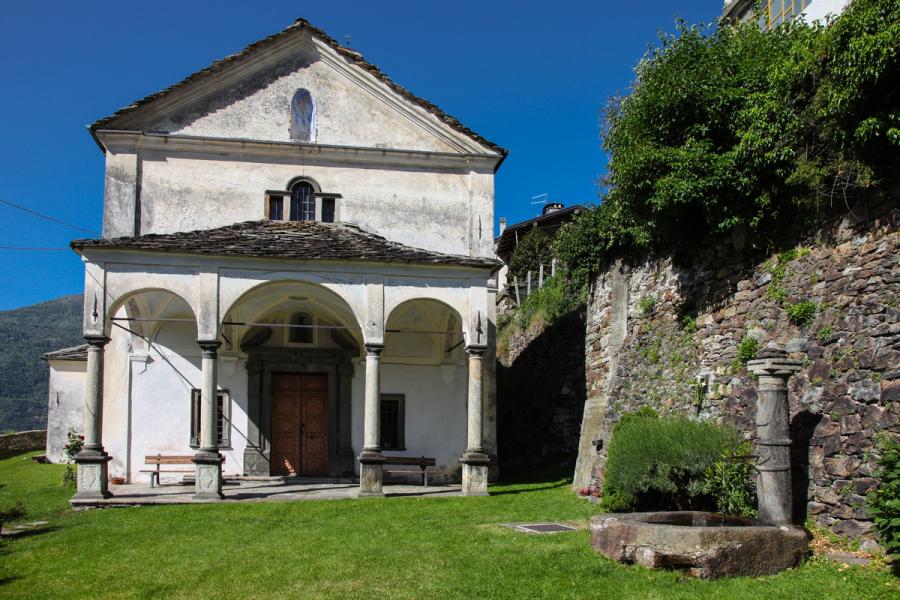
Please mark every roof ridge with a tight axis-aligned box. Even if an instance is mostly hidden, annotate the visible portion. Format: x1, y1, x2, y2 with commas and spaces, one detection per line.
89, 17, 507, 158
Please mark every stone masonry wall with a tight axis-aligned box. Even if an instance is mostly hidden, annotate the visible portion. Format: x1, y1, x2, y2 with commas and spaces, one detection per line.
497, 310, 586, 473
0, 430, 47, 453
574, 197, 899, 543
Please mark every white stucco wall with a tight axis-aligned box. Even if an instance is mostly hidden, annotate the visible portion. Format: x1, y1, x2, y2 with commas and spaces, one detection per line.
154, 49, 463, 153
802, 0, 850, 23
351, 361, 468, 481
103, 321, 250, 483
46, 361, 86, 463
133, 154, 493, 258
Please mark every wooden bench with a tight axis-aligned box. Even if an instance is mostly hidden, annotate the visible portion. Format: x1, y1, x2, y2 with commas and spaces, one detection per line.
382, 456, 436, 486
141, 454, 225, 487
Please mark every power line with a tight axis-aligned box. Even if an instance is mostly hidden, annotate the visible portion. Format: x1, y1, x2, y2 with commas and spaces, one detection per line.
0, 198, 98, 235
0, 246, 70, 251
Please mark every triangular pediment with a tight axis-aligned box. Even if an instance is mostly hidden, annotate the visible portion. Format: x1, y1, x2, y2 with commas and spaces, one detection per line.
91, 19, 504, 157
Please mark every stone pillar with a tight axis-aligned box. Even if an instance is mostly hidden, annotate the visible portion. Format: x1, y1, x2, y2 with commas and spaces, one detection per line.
461, 345, 489, 496
747, 347, 802, 526
193, 340, 224, 501
359, 344, 385, 496
74, 335, 112, 499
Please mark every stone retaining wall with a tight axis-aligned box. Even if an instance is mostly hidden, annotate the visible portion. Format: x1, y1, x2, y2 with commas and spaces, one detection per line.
0, 429, 47, 453
574, 196, 899, 543
497, 310, 586, 472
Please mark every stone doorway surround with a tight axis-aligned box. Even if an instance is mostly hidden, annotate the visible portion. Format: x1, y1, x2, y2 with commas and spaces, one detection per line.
243, 347, 357, 478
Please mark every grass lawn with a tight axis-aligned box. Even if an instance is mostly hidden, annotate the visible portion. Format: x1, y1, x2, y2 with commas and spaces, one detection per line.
0, 451, 896, 599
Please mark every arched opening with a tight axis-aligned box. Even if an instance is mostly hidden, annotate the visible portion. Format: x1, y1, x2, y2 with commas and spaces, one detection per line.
290, 89, 316, 143
222, 280, 362, 478
103, 289, 206, 482
379, 299, 466, 469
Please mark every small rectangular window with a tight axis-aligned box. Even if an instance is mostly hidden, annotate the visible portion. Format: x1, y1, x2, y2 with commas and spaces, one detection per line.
380, 394, 405, 450
268, 196, 284, 221
190, 389, 230, 448
321, 198, 335, 223
287, 313, 314, 345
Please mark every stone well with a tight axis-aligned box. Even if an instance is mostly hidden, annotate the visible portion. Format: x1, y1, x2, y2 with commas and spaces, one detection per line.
589, 511, 808, 579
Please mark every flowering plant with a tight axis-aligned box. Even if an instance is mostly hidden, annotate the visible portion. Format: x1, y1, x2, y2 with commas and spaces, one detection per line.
578, 485, 601, 498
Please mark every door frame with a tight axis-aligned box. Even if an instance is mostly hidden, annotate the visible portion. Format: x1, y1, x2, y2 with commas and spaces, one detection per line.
243, 347, 357, 477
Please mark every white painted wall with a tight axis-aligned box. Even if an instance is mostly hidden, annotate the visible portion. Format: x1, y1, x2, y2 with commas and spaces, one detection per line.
45, 361, 86, 463
351, 361, 467, 482
154, 51, 462, 153
803, 0, 851, 23
134, 153, 494, 257
116, 322, 250, 483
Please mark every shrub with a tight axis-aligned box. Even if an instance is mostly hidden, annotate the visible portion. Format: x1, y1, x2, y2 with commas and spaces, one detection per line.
786, 300, 817, 326
637, 295, 657, 316
513, 274, 584, 330
699, 442, 758, 517
868, 437, 900, 558
737, 336, 759, 364
63, 429, 83, 487
600, 411, 743, 512
508, 227, 554, 282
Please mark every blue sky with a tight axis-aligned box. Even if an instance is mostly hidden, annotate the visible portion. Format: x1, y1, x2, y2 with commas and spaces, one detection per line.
0, 1, 717, 310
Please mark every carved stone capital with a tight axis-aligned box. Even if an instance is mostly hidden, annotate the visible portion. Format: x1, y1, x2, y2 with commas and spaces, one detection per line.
465, 345, 487, 358
364, 343, 384, 357
197, 339, 223, 357
84, 334, 110, 349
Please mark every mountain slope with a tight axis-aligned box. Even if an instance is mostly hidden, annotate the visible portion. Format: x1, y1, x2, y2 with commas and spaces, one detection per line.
0, 295, 84, 432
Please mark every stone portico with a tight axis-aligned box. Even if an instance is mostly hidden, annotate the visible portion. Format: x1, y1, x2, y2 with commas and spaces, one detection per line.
70, 221, 497, 500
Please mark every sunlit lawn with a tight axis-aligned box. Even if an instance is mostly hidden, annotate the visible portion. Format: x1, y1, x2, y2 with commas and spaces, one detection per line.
0, 450, 895, 599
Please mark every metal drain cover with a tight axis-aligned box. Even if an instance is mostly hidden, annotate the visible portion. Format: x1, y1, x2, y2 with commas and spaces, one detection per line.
513, 523, 577, 534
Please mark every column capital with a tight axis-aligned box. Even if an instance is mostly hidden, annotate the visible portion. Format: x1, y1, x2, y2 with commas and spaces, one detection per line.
364, 343, 384, 357
197, 339, 222, 355
84, 334, 110, 349
465, 345, 487, 358
747, 347, 802, 380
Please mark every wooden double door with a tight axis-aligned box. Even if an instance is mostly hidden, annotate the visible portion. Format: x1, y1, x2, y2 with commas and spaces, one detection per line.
271, 372, 328, 476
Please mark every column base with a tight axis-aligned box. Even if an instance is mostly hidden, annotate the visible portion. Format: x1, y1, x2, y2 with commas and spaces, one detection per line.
74, 451, 113, 499
192, 451, 224, 501
358, 450, 385, 497
243, 446, 270, 476
460, 451, 490, 496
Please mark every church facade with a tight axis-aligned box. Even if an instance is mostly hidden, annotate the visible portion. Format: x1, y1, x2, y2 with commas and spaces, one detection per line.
46, 18, 505, 500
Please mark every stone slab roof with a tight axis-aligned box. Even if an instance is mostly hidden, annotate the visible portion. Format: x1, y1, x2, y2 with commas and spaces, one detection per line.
89, 18, 507, 159
42, 345, 88, 362
71, 221, 501, 269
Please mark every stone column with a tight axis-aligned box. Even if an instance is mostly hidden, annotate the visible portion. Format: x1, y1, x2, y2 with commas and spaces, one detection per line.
747, 347, 802, 526
461, 345, 489, 496
359, 344, 385, 496
193, 340, 224, 501
74, 335, 112, 499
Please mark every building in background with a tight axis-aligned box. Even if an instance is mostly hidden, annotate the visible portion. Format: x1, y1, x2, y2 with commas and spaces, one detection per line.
721, 0, 851, 28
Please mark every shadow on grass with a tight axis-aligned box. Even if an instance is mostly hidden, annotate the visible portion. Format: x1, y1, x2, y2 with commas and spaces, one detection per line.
490, 480, 571, 496
490, 464, 574, 496
0, 450, 41, 461
0, 525, 58, 541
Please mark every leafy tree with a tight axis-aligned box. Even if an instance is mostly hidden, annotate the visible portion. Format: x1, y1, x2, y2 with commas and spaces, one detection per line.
508, 227, 554, 282
555, 0, 900, 286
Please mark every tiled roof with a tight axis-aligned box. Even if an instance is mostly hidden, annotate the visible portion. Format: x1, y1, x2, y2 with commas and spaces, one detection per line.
89, 18, 507, 158
71, 220, 500, 269
42, 345, 88, 362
